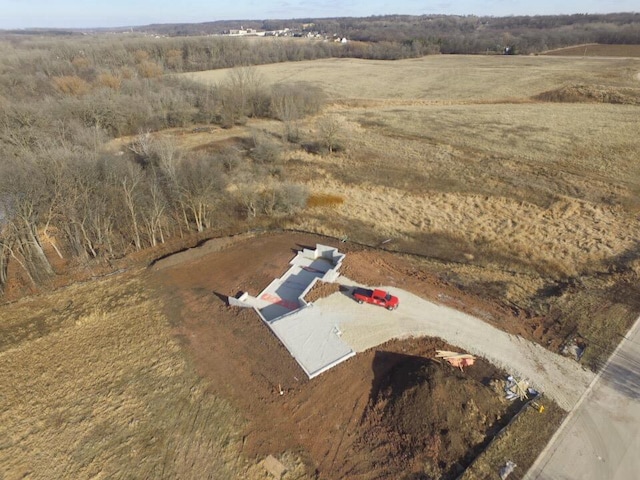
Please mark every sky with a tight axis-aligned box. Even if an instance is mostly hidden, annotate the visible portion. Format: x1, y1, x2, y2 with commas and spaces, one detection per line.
1, 0, 637, 29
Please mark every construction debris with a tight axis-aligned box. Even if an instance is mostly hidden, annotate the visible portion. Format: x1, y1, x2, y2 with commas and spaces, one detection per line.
499, 460, 517, 479
504, 375, 530, 401
561, 337, 586, 361
435, 350, 476, 371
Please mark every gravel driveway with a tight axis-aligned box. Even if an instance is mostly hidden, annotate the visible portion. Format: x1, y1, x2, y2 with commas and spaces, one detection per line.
310, 277, 595, 411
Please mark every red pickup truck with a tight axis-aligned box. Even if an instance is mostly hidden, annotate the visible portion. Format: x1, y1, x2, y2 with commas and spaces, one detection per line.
353, 288, 399, 310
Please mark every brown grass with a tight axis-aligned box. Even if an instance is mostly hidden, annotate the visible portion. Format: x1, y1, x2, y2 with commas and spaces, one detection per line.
180, 54, 640, 370
0, 273, 252, 479
290, 100, 640, 277
181, 55, 640, 101
462, 400, 565, 480
71, 56, 91, 69
51, 75, 91, 96
534, 84, 640, 105
96, 72, 122, 90
137, 60, 164, 78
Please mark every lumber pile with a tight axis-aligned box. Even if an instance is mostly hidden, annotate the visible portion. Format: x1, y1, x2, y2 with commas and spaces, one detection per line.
435, 350, 476, 371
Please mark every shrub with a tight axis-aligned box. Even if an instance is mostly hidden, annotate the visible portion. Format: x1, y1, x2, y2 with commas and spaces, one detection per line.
51, 75, 91, 96
250, 131, 283, 165
96, 72, 121, 90
71, 56, 91, 70
137, 61, 163, 79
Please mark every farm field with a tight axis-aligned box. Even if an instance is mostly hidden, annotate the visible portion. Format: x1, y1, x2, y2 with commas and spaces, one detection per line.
2, 53, 640, 479
543, 43, 640, 57
183, 54, 640, 101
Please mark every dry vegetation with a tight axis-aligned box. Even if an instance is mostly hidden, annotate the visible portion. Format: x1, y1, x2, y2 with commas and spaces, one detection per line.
184, 54, 640, 369
2, 47, 640, 479
183, 55, 640, 101
544, 43, 640, 57
0, 273, 256, 478
461, 401, 565, 479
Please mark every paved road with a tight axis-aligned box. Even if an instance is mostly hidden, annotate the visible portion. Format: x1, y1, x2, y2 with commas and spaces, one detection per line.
312, 278, 595, 411
525, 315, 640, 480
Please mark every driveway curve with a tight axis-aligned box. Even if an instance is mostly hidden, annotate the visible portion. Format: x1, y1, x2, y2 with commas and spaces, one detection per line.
309, 278, 595, 411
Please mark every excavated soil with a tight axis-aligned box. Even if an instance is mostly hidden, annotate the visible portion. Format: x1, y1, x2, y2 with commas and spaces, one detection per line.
148, 232, 526, 478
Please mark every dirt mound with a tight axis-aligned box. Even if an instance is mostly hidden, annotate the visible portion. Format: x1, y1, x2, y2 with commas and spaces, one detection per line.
534, 84, 640, 105
304, 280, 341, 303
356, 353, 514, 480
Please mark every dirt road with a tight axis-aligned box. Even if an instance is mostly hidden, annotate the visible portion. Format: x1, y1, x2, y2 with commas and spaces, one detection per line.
306, 277, 596, 411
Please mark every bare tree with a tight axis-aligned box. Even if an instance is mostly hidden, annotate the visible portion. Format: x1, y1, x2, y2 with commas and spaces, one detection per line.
142, 170, 168, 246
176, 155, 225, 232
0, 161, 55, 285
317, 115, 345, 153
120, 164, 144, 251
218, 66, 268, 127
128, 130, 154, 164
271, 86, 301, 142
0, 233, 11, 293
270, 82, 325, 142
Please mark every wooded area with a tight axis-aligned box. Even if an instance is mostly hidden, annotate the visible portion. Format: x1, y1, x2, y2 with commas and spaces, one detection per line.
0, 36, 327, 295
96, 12, 640, 55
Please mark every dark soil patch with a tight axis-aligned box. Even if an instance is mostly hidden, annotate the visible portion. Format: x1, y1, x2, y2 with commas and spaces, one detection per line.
351, 344, 517, 480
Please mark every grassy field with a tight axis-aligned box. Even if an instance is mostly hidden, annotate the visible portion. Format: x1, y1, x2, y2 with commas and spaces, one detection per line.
543, 44, 640, 57
184, 54, 640, 369
0, 273, 253, 479
183, 55, 640, 100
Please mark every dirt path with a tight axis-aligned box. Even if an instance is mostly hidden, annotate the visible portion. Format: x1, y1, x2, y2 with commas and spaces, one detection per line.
312, 277, 596, 411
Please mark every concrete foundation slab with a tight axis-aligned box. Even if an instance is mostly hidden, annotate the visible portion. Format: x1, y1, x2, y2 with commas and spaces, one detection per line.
234, 244, 353, 379
268, 306, 356, 378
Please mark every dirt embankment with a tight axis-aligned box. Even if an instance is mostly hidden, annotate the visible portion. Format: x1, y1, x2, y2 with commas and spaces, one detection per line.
354, 350, 520, 480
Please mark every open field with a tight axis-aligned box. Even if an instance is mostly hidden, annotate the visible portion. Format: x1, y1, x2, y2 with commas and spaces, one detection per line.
182, 54, 640, 369
0, 272, 252, 479
183, 55, 640, 101
2, 53, 640, 479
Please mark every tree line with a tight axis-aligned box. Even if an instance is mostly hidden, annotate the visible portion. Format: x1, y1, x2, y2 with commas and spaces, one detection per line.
0, 35, 329, 295
101, 12, 640, 55
309, 13, 640, 54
